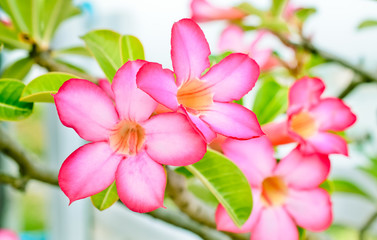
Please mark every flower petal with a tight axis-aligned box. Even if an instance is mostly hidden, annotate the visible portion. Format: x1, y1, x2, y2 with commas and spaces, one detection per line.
222, 136, 275, 187
310, 98, 356, 131
274, 148, 330, 189
262, 121, 295, 146
112, 60, 157, 121
116, 151, 166, 213
218, 25, 247, 53
216, 189, 262, 233
202, 53, 260, 102
191, 0, 246, 22
54, 79, 118, 142
58, 142, 123, 203
98, 78, 115, 100
200, 102, 263, 140
0, 229, 19, 240
171, 18, 210, 86
305, 132, 348, 155
137, 62, 179, 111
288, 77, 325, 114
285, 189, 332, 231
143, 112, 206, 166
251, 207, 298, 240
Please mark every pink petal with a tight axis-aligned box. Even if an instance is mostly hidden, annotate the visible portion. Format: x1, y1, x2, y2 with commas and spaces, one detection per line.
58, 142, 123, 203
180, 106, 217, 143
200, 102, 263, 140
171, 18, 210, 86
310, 98, 356, 131
116, 151, 166, 213
250, 49, 272, 70
251, 207, 298, 240
305, 132, 348, 155
216, 189, 262, 233
202, 53, 260, 102
191, 0, 246, 22
222, 136, 276, 187
54, 79, 118, 142
262, 121, 295, 146
0, 230, 19, 240
137, 62, 179, 111
274, 148, 330, 189
142, 112, 206, 166
112, 60, 157, 121
288, 77, 325, 115
285, 188, 332, 231
218, 25, 247, 53
98, 78, 115, 100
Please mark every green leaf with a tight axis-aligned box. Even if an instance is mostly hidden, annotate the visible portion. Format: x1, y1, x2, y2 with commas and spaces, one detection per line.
252, 78, 288, 125
0, 0, 32, 34
0, 78, 33, 121
2, 57, 34, 80
295, 8, 317, 22
298, 227, 306, 240
175, 166, 194, 178
320, 180, 334, 194
236, 3, 264, 17
82, 30, 144, 81
208, 52, 232, 66
54, 46, 92, 57
0, 23, 31, 49
358, 19, 377, 30
332, 179, 373, 200
270, 0, 289, 18
20, 72, 79, 102
188, 180, 218, 207
54, 59, 87, 73
185, 149, 253, 227
91, 182, 119, 211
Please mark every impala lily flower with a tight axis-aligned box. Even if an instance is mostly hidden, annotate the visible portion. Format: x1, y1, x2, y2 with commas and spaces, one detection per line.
218, 26, 279, 71
191, 0, 246, 22
137, 19, 263, 143
216, 136, 332, 239
0, 229, 19, 240
54, 60, 206, 213
262, 77, 356, 155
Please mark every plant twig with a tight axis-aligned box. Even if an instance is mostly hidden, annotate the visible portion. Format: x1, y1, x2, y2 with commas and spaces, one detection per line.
359, 211, 377, 240
0, 173, 29, 190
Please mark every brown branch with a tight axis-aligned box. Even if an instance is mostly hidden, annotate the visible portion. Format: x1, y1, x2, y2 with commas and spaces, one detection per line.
0, 173, 28, 190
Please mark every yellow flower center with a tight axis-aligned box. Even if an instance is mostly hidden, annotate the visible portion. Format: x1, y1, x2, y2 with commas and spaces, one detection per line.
109, 121, 145, 155
177, 79, 213, 113
261, 176, 288, 207
290, 111, 318, 139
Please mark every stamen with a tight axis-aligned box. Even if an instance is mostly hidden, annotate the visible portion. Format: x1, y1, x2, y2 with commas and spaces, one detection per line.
261, 176, 288, 207
177, 79, 213, 112
109, 121, 145, 155
290, 111, 318, 139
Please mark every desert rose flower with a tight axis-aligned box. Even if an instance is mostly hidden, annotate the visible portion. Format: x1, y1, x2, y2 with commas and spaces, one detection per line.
216, 136, 332, 239
262, 77, 356, 155
218, 26, 278, 71
137, 19, 263, 143
54, 60, 206, 213
0, 229, 19, 240
191, 0, 246, 22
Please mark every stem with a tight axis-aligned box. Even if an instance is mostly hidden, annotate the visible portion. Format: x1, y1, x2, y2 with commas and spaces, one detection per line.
359, 211, 377, 240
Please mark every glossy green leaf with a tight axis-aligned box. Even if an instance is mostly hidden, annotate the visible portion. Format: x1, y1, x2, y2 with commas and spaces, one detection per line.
21, 72, 79, 102
54, 46, 92, 57
358, 19, 377, 30
0, 0, 32, 34
332, 179, 373, 200
82, 30, 144, 81
185, 149, 253, 227
252, 78, 288, 125
0, 78, 33, 120
187, 180, 218, 207
295, 8, 317, 22
2, 57, 34, 80
91, 182, 119, 211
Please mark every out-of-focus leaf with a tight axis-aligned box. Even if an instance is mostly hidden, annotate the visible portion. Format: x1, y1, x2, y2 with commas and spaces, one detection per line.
236, 2, 264, 17
332, 179, 373, 200
0, 78, 33, 120
252, 77, 288, 125
188, 180, 218, 207
21, 72, 79, 102
91, 182, 119, 211
0, 23, 31, 49
359, 157, 377, 182
175, 166, 194, 178
260, 19, 289, 33
270, 0, 288, 18
208, 52, 232, 66
54, 46, 91, 57
298, 227, 306, 240
0, 0, 32, 34
295, 8, 317, 22
82, 30, 144, 81
304, 54, 328, 70
2, 57, 34, 80
185, 149, 253, 228
54, 59, 87, 73
358, 20, 377, 30
320, 180, 333, 194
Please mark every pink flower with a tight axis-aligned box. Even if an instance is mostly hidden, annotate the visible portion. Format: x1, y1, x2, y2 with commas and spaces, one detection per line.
216, 136, 332, 239
54, 60, 207, 213
0, 229, 19, 240
262, 77, 357, 155
137, 19, 263, 143
218, 25, 279, 71
190, 0, 246, 22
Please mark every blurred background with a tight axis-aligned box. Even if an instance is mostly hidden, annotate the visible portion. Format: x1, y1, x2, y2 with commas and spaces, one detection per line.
1, 0, 377, 239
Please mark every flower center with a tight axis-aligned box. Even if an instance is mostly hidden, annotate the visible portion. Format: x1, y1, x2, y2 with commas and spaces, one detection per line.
289, 111, 317, 139
109, 121, 145, 155
261, 176, 288, 207
177, 79, 213, 113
